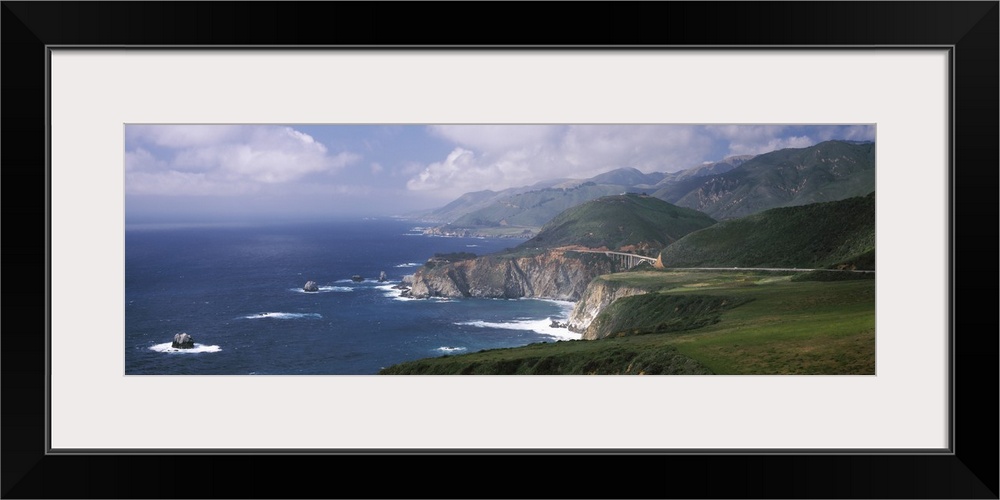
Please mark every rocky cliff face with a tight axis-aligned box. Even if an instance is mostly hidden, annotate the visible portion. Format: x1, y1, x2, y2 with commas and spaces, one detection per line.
408, 251, 614, 301
566, 278, 649, 338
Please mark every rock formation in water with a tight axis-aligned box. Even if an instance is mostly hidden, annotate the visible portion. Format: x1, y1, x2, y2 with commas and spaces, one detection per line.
351, 275, 364, 282
378, 271, 387, 282
172, 332, 195, 349
408, 250, 614, 301
303, 281, 319, 292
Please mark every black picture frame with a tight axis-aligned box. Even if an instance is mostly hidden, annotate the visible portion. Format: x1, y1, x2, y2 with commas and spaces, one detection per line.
3, 2, 997, 498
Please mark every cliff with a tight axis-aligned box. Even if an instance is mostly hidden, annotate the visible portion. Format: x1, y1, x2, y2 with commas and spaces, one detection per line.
566, 277, 649, 338
408, 250, 614, 301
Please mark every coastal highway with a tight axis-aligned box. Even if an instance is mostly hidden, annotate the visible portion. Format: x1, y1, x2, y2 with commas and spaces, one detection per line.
665, 267, 875, 273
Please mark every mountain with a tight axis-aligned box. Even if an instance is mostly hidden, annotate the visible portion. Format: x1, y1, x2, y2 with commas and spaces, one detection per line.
589, 167, 666, 187
657, 192, 875, 270
445, 182, 627, 229
412, 140, 873, 237
519, 194, 717, 254
654, 154, 753, 185
419, 189, 500, 221
653, 141, 875, 220
417, 163, 732, 237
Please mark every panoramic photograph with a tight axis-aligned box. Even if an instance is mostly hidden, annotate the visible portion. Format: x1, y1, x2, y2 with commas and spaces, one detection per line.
125, 124, 876, 375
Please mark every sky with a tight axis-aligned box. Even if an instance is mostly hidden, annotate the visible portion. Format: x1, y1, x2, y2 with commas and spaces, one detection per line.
124, 124, 875, 223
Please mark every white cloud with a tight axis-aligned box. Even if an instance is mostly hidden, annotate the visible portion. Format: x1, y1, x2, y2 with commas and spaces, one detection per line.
726, 135, 816, 156
428, 125, 560, 151
125, 125, 360, 196
124, 147, 166, 172
708, 125, 874, 156
406, 125, 716, 199
407, 147, 488, 192
816, 125, 876, 142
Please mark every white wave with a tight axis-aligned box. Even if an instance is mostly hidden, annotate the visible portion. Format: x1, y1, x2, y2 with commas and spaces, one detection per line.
242, 312, 323, 320
375, 283, 421, 302
289, 286, 352, 293
456, 318, 582, 341
337, 278, 376, 284
435, 346, 467, 353
149, 342, 221, 353
394, 262, 422, 268
465, 244, 479, 247
524, 298, 577, 316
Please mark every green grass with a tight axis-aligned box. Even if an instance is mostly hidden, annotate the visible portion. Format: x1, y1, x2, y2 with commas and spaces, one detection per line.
658, 273, 876, 374
587, 293, 755, 339
378, 339, 712, 375
380, 270, 875, 375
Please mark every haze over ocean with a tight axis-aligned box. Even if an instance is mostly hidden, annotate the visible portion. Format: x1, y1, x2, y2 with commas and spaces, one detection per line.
125, 219, 577, 375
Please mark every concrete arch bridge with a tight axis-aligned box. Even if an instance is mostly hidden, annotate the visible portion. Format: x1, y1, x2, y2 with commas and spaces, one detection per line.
575, 250, 657, 270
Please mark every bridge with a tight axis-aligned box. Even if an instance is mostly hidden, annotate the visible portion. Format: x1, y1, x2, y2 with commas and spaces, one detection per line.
575, 250, 658, 270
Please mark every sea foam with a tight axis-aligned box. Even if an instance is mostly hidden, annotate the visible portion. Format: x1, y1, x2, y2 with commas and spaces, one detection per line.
242, 312, 323, 320
289, 286, 352, 293
456, 318, 582, 341
149, 342, 221, 353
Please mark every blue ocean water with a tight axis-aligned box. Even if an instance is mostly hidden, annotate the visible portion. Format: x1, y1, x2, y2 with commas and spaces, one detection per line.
125, 219, 578, 375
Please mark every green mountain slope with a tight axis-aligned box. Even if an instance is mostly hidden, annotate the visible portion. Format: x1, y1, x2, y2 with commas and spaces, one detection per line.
658, 192, 875, 270
518, 194, 717, 254
448, 182, 626, 229
654, 154, 752, 186
589, 167, 665, 186
654, 141, 875, 220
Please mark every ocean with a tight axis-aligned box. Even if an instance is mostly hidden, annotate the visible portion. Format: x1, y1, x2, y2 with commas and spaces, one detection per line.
125, 218, 579, 375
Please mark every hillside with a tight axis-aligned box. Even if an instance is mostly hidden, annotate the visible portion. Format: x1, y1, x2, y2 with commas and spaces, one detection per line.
447, 182, 626, 229
657, 192, 875, 270
653, 141, 875, 220
382, 270, 875, 375
654, 154, 752, 185
519, 194, 717, 255
589, 167, 666, 187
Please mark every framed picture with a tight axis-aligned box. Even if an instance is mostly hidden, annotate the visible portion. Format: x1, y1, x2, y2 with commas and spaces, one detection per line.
6, 2, 996, 498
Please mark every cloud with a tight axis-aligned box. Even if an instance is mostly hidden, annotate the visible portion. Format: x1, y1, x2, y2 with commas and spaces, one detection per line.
428, 125, 560, 151
816, 124, 876, 142
708, 125, 875, 156
407, 147, 489, 192
406, 125, 715, 199
125, 125, 360, 196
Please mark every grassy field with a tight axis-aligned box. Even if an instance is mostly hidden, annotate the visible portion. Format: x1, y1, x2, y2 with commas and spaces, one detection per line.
379, 269, 875, 375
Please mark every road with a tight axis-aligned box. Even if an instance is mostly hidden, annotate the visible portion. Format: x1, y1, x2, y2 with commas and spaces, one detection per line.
666, 267, 875, 273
